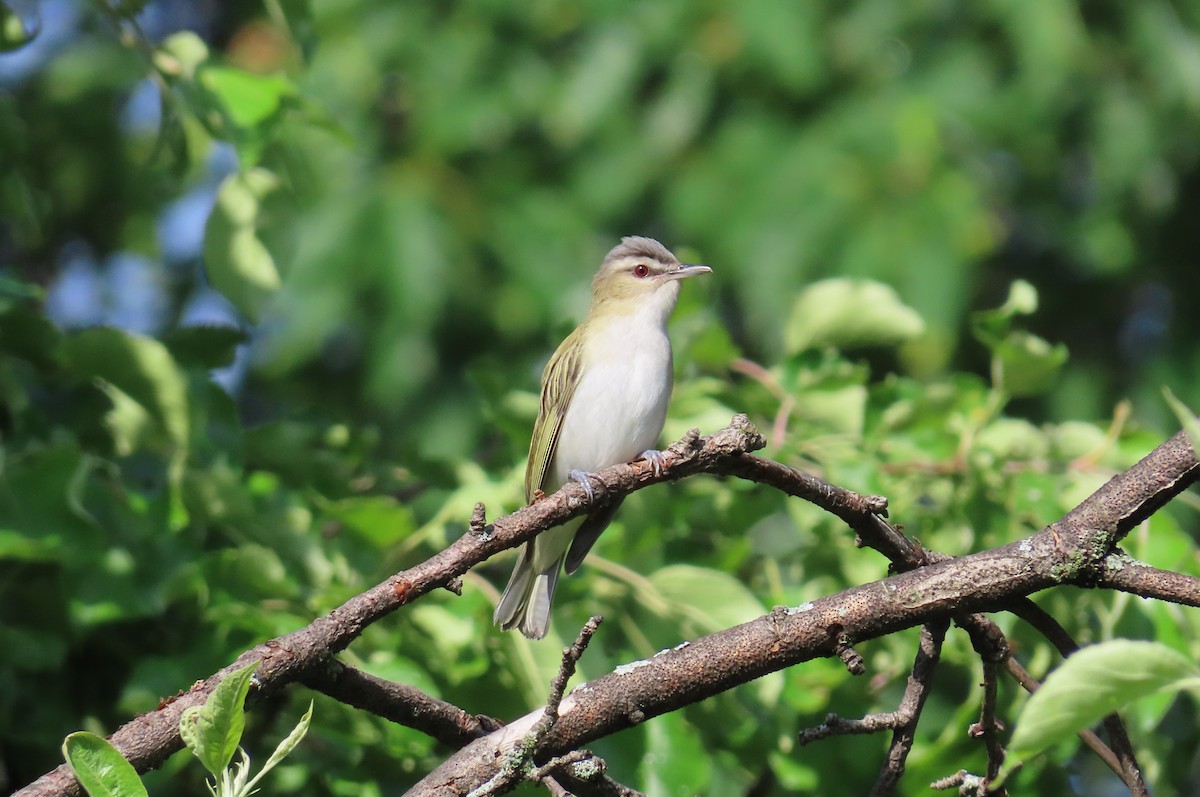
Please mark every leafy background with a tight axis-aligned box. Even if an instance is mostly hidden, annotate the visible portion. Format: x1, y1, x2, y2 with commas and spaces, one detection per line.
1, 0, 1199, 795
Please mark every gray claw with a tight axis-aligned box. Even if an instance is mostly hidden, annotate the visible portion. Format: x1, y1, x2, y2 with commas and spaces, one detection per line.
568, 469, 596, 501
640, 449, 667, 477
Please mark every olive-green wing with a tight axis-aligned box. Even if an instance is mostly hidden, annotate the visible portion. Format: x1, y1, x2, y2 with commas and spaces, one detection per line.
525, 326, 584, 503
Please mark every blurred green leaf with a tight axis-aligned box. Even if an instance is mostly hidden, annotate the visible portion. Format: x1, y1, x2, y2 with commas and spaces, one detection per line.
0, 301, 62, 368
649, 564, 763, 632
997, 640, 1200, 784
163, 326, 246, 369
0, 3, 38, 53
204, 169, 282, 323
0, 275, 42, 300
199, 66, 297, 130
640, 711, 711, 796
972, 279, 1039, 346
155, 30, 209, 79
62, 732, 148, 797
784, 279, 925, 353
971, 281, 1067, 397
61, 329, 190, 495
1163, 388, 1200, 454
991, 330, 1069, 397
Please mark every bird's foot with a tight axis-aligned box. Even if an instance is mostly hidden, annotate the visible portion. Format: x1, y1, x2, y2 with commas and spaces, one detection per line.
639, 448, 668, 478
568, 469, 597, 501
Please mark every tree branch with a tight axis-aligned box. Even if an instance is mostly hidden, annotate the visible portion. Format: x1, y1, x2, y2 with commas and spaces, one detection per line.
300, 661, 502, 748
408, 427, 1198, 794
1097, 555, 1200, 607
13, 417, 765, 797
14, 421, 1197, 797
870, 620, 949, 797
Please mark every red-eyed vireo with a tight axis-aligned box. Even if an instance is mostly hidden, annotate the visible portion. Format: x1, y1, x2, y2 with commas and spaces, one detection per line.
494, 236, 711, 639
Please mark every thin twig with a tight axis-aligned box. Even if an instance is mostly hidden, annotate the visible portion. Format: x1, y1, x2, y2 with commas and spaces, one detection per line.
970, 660, 1005, 791
301, 660, 502, 748
468, 617, 605, 797
1098, 556, 1200, 608
931, 770, 986, 795
537, 617, 603, 733
869, 620, 950, 797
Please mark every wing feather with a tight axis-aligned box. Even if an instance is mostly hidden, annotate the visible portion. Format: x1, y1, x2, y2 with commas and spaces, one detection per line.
525, 326, 584, 503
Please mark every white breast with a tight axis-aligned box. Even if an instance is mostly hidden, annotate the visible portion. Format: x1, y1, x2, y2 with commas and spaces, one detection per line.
550, 312, 674, 488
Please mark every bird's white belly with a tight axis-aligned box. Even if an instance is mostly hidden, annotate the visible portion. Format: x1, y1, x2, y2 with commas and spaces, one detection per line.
550, 332, 672, 487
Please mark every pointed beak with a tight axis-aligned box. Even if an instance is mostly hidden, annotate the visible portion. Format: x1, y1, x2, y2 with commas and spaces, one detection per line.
665, 263, 712, 280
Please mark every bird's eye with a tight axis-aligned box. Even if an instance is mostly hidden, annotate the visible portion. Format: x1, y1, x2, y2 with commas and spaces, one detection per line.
632, 263, 651, 278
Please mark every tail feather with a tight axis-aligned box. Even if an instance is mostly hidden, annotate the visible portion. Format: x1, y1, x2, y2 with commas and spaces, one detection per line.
494, 550, 563, 640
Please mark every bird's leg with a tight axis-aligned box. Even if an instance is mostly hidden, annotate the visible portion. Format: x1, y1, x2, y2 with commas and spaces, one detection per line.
638, 449, 667, 478
567, 469, 597, 502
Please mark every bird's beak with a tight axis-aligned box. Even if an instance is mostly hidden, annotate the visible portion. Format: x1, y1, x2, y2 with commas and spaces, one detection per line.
665, 263, 712, 280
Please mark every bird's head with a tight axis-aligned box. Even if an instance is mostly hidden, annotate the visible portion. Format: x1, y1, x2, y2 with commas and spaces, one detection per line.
589, 236, 711, 319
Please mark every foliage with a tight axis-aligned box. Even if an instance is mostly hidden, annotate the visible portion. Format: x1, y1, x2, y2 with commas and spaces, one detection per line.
62, 661, 311, 797
2, 1, 1200, 795
62, 733, 148, 797
997, 641, 1200, 786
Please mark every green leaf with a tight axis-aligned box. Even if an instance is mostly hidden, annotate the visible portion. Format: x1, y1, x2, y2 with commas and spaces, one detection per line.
0, 275, 43, 300
199, 67, 298, 130
62, 732, 149, 797
62, 329, 189, 447
155, 31, 209, 79
204, 170, 282, 323
996, 640, 1200, 784
0, 4, 38, 53
969, 281, 1067, 396
784, 278, 925, 353
649, 564, 764, 632
180, 661, 260, 776
639, 711, 711, 796
991, 330, 1068, 397
1163, 388, 1200, 454
971, 279, 1039, 346
163, 325, 247, 369
243, 701, 313, 793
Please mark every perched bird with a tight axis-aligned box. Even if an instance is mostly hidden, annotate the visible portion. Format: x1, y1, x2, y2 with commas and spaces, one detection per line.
494, 236, 711, 639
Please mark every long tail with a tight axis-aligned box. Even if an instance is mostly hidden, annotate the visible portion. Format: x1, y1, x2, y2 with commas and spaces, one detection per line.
494, 546, 562, 640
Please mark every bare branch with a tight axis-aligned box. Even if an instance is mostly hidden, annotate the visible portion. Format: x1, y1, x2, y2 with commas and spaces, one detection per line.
870, 620, 950, 796
797, 620, 950, 797
969, 660, 1005, 790
301, 661, 502, 748
1097, 555, 1200, 608
931, 770, 986, 794
539, 616, 603, 731
463, 617, 604, 797
407, 427, 1198, 794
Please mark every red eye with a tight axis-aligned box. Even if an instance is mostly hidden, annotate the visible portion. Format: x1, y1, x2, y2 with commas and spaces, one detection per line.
633, 264, 651, 278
